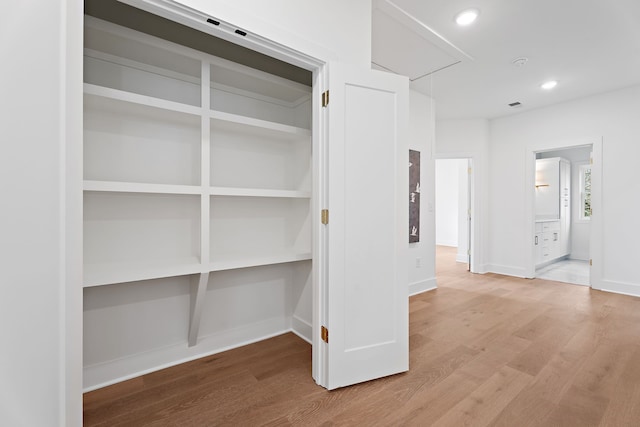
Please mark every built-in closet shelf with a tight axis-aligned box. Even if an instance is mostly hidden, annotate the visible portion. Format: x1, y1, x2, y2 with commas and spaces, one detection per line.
84, 83, 201, 116
84, 253, 311, 287
84, 48, 201, 87
83, 181, 310, 198
210, 110, 311, 138
208, 252, 312, 272
209, 187, 310, 198
84, 180, 202, 195
84, 258, 202, 287
84, 83, 311, 137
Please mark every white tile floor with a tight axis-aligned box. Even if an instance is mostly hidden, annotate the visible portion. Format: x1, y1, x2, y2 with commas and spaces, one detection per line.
536, 259, 590, 286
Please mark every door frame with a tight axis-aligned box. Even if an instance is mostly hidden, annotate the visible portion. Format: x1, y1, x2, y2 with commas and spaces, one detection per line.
434, 153, 479, 273
524, 137, 603, 288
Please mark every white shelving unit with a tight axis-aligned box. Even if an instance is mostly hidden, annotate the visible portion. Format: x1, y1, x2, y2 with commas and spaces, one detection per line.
82, 16, 313, 389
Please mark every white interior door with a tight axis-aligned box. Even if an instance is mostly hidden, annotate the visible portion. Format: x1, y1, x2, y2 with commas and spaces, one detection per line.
319, 63, 409, 390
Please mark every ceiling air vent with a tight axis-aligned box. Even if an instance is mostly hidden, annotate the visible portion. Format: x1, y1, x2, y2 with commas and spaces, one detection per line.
508, 101, 522, 108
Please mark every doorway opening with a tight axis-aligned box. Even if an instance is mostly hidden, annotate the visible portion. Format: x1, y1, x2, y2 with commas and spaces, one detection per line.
533, 145, 592, 286
435, 158, 472, 272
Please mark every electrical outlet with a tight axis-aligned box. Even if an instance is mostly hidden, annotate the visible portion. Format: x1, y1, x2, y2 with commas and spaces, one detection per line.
416, 257, 421, 268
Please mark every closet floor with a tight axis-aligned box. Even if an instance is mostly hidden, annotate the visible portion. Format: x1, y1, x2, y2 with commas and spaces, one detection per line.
536, 259, 590, 286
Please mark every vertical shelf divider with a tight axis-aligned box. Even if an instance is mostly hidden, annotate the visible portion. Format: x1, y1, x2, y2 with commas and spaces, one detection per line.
189, 61, 211, 347
200, 61, 211, 265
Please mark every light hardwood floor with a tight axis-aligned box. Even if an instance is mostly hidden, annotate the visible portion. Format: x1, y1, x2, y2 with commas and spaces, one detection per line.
84, 246, 640, 426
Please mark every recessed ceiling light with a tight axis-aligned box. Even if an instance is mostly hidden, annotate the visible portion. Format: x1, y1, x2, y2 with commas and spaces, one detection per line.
455, 9, 480, 26
541, 80, 558, 90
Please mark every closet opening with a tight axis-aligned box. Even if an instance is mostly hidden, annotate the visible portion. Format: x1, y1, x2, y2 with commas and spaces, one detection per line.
532, 145, 593, 286
82, 0, 320, 392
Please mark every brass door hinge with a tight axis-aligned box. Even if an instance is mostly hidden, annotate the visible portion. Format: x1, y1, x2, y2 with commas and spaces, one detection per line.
590, 259, 593, 266
322, 90, 329, 107
321, 209, 329, 225
321, 326, 329, 343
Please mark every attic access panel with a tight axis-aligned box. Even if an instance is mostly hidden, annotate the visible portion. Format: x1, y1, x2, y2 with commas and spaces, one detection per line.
372, 0, 469, 81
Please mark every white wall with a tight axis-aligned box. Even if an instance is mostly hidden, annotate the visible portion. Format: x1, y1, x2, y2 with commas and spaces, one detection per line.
408, 91, 437, 295
435, 119, 490, 273
175, 0, 371, 66
489, 85, 640, 295
1, 1, 83, 426
435, 160, 459, 246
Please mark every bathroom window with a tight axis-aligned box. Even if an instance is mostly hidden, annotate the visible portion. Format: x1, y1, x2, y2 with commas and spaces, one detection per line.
579, 163, 592, 220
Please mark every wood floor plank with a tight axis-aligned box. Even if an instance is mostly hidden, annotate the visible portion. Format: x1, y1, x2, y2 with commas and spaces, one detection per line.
598, 345, 640, 426
542, 384, 610, 427
430, 366, 533, 427
570, 339, 635, 399
390, 344, 480, 403
507, 323, 575, 376
382, 371, 483, 426
512, 314, 557, 341
488, 393, 557, 427
488, 347, 590, 427
83, 246, 640, 426
460, 334, 531, 383
82, 376, 144, 414
176, 362, 321, 426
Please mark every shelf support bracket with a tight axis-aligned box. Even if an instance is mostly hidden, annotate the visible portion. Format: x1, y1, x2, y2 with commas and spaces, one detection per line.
188, 272, 209, 347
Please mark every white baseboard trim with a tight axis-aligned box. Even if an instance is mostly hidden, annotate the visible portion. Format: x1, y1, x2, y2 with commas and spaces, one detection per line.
476, 263, 490, 274
598, 279, 640, 298
569, 255, 590, 262
83, 316, 290, 392
291, 315, 312, 344
486, 264, 528, 279
409, 277, 437, 296
455, 253, 468, 263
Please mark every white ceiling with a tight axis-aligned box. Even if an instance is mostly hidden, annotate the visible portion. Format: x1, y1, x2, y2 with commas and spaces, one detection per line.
372, 0, 640, 120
